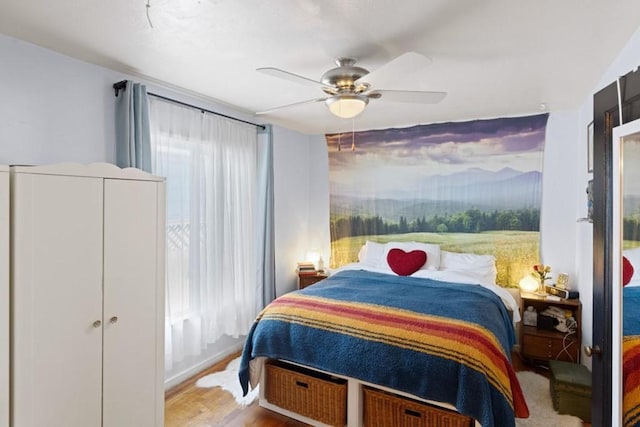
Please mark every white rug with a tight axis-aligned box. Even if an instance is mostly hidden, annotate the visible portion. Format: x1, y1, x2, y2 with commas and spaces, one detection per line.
196, 358, 584, 426
516, 371, 583, 427
196, 357, 259, 406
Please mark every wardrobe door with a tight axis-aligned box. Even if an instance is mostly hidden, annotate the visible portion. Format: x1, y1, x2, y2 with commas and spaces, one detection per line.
102, 178, 165, 427
11, 173, 104, 427
0, 166, 8, 427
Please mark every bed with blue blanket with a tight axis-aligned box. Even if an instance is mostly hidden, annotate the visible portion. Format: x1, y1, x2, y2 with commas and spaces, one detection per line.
239, 269, 528, 427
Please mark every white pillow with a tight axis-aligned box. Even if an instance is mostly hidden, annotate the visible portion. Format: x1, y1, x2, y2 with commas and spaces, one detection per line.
624, 247, 640, 284
439, 250, 497, 285
357, 243, 367, 262
358, 241, 387, 268
382, 241, 441, 271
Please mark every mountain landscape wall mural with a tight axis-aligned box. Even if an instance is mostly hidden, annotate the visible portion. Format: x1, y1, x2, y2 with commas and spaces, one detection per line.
326, 113, 549, 286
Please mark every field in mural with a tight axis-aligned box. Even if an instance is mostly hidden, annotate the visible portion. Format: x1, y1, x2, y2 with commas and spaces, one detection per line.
326, 114, 549, 286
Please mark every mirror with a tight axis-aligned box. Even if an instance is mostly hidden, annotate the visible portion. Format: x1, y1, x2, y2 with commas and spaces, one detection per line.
613, 118, 640, 427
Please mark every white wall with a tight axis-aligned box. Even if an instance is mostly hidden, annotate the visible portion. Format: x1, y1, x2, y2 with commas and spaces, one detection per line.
0, 35, 118, 165
270, 131, 333, 298
309, 135, 331, 265
538, 110, 596, 366
540, 111, 581, 279
272, 125, 311, 295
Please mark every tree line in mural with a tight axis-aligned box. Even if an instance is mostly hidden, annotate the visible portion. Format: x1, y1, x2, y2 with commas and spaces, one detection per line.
624, 216, 640, 242
331, 208, 540, 240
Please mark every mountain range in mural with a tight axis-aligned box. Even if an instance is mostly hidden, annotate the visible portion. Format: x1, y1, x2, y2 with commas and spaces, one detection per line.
331, 166, 541, 222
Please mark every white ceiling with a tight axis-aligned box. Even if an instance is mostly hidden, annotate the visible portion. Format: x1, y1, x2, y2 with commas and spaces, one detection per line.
1, 0, 640, 134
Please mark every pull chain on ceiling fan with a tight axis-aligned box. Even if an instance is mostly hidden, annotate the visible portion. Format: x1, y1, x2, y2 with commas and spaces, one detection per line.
256, 52, 447, 119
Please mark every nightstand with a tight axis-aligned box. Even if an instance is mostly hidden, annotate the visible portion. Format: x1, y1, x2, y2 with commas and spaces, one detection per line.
520, 293, 582, 364
298, 272, 327, 289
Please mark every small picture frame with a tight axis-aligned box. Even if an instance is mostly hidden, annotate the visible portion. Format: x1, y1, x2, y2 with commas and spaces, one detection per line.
588, 121, 594, 173
556, 273, 569, 290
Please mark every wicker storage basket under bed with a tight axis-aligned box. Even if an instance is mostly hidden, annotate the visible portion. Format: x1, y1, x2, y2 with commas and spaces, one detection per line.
264, 360, 347, 426
363, 386, 474, 427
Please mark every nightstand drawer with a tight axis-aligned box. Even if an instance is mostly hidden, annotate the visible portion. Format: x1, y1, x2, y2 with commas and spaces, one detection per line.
298, 274, 327, 289
522, 334, 578, 362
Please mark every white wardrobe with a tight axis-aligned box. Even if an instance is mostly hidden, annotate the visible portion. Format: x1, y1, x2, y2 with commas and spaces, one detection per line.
9, 163, 165, 427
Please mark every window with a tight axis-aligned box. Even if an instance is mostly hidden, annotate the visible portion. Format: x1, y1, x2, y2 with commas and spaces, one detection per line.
149, 97, 259, 370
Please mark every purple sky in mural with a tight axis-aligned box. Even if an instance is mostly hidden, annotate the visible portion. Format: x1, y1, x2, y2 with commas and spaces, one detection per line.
327, 114, 548, 200
327, 114, 548, 150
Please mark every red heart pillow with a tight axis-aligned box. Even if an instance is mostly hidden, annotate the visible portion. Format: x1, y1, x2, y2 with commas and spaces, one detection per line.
387, 248, 427, 276
624, 256, 635, 286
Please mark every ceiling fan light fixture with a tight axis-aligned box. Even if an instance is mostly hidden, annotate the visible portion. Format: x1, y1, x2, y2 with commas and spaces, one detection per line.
326, 94, 369, 119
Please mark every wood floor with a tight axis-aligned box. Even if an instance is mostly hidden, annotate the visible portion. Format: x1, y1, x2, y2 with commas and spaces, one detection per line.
165, 352, 306, 427
164, 352, 590, 427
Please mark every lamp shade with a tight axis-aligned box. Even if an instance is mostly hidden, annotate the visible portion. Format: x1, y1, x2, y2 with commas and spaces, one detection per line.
305, 250, 320, 269
326, 94, 368, 119
519, 276, 539, 293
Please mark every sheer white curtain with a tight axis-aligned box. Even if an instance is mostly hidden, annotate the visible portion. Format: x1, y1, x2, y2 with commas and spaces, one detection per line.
148, 97, 259, 372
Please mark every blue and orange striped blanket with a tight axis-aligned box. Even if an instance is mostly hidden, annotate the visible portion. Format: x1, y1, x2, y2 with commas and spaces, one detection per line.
239, 270, 528, 427
624, 286, 640, 427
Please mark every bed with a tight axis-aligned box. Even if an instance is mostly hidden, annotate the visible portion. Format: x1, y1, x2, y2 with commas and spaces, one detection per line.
239, 241, 528, 427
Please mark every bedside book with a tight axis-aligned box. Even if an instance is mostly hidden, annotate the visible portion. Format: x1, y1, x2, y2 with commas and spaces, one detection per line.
297, 269, 319, 276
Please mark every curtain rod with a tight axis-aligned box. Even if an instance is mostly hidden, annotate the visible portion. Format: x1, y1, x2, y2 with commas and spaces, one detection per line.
112, 80, 266, 130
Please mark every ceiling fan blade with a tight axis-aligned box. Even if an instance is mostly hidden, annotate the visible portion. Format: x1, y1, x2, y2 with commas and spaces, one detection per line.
256, 97, 327, 115
370, 90, 447, 104
257, 67, 328, 89
355, 51, 432, 87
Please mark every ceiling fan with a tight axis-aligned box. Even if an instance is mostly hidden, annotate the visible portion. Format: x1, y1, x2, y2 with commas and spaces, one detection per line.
256, 52, 447, 119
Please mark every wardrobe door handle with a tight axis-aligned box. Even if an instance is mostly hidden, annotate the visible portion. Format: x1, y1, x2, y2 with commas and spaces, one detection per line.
109, 316, 118, 324
92, 320, 102, 328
